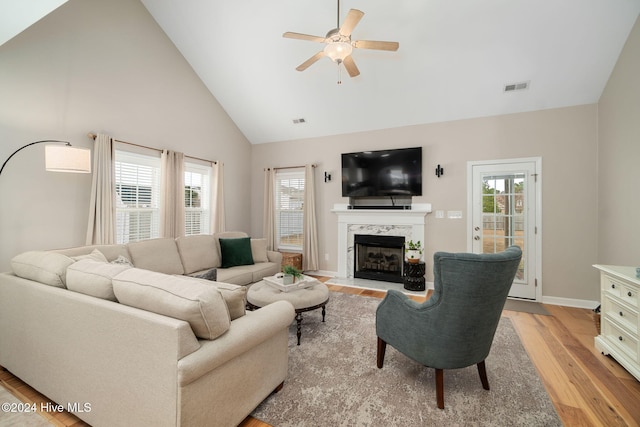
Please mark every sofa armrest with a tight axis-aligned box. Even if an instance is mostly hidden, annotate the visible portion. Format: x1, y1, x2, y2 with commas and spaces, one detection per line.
177, 300, 295, 386
267, 250, 282, 265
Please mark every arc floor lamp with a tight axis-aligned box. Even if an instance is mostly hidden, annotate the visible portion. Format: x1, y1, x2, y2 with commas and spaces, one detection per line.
0, 140, 91, 176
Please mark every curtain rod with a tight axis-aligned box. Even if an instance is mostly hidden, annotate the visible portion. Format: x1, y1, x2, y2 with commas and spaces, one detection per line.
87, 133, 217, 164
266, 164, 317, 171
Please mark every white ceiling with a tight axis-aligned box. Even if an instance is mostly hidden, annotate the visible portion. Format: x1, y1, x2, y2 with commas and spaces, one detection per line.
3, 1, 640, 145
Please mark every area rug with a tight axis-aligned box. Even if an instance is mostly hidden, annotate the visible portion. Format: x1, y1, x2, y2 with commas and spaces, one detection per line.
252, 292, 561, 426
0, 385, 51, 427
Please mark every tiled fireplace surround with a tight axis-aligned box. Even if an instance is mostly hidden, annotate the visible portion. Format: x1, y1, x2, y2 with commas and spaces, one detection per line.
332, 203, 432, 279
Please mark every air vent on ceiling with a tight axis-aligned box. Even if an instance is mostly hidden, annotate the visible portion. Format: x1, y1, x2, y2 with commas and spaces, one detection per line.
504, 81, 530, 92
292, 118, 306, 124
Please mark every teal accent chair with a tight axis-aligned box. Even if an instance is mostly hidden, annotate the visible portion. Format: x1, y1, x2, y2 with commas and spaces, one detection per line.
376, 245, 523, 409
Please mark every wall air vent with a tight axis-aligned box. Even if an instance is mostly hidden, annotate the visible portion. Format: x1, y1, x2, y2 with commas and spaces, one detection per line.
292, 118, 306, 124
504, 81, 530, 92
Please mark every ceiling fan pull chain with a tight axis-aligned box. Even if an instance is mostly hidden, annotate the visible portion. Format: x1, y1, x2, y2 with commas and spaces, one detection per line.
337, 63, 342, 85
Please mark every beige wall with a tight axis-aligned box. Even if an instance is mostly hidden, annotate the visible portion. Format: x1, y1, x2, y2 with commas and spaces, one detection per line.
598, 16, 640, 265
0, 0, 251, 271
251, 104, 600, 302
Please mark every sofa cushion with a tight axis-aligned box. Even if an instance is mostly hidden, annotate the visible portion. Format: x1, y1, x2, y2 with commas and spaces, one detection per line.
110, 255, 134, 267
250, 239, 269, 263
127, 238, 184, 275
215, 268, 254, 286
182, 276, 246, 320
113, 268, 230, 340
175, 235, 220, 274
11, 251, 75, 288
219, 237, 254, 268
66, 259, 131, 301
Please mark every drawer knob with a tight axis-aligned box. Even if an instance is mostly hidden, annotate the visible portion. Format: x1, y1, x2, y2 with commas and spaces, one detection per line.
628, 291, 633, 297
619, 336, 624, 341
619, 311, 624, 317
611, 284, 616, 289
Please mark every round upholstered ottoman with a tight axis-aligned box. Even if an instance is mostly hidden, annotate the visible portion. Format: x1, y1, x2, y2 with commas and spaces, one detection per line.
247, 280, 329, 345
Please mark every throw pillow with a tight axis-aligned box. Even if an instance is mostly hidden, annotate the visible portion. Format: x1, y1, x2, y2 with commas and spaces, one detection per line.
250, 238, 269, 263
183, 276, 246, 320
71, 248, 108, 263
113, 268, 230, 340
193, 268, 217, 281
219, 237, 254, 268
110, 255, 134, 267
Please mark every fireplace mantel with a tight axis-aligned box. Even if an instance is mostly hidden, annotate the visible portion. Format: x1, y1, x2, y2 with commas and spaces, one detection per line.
332, 203, 431, 278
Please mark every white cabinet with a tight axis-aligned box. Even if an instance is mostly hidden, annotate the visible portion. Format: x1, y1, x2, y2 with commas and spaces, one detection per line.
594, 265, 640, 381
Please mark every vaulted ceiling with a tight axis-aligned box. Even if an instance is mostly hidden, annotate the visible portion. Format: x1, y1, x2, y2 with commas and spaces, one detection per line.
3, 1, 640, 144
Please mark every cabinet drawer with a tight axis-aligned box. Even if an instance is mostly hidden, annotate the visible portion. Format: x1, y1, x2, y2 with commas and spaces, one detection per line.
602, 275, 639, 308
602, 320, 639, 362
603, 297, 638, 334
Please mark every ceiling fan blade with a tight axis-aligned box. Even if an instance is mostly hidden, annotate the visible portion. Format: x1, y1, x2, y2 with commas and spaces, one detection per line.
353, 40, 399, 51
343, 55, 360, 77
296, 51, 326, 71
339, 9, 364, 36
283, 32, 326, 43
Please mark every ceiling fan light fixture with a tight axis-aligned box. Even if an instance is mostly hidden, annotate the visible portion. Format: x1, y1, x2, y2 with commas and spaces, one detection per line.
324, 41, 353, 62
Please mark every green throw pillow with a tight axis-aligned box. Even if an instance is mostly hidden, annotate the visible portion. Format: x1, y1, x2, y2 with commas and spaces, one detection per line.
219, 237, 254, 268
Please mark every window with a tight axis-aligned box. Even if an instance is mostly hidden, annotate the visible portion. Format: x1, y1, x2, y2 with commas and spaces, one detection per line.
184, 161, 211, 236
114, 150, 161, 244
275, 169, 304, 251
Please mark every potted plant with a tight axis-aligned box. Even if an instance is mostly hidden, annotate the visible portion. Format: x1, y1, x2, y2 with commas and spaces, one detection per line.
282, 265, 303, 284
405, 240, 423, 264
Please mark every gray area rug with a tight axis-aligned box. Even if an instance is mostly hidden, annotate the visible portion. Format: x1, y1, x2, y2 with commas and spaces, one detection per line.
0, 386, 51, 427
252, 292, 561, 426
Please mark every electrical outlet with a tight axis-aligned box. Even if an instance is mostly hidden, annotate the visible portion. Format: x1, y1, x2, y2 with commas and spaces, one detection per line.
325, 253, 329, 261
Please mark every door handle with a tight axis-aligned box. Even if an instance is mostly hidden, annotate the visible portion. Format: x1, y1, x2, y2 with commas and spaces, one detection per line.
474, 236, 480, 240
474, 226, 480, 231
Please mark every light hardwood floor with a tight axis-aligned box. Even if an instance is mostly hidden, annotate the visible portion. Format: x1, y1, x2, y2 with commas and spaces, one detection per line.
2, 283, 639, 427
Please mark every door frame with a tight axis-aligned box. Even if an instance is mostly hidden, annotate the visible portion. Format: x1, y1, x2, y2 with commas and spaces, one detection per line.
466, 157, 543, 302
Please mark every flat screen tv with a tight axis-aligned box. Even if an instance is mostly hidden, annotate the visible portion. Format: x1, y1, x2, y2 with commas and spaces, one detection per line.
341, 147, 422, 198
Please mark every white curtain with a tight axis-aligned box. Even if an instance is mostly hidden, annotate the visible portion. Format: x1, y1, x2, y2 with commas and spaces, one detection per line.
85, 133, 115, 244
303, 164, 319, 271
211, 161, 225, 233
263, 168, 276, 250
160, 149, 185, 238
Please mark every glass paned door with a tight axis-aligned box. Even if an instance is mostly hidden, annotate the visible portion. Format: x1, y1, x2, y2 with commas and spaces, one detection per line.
470, 159, 540, 300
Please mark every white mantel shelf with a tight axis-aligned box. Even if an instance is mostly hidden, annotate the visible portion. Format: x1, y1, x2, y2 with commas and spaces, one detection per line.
332, 203, 431, 278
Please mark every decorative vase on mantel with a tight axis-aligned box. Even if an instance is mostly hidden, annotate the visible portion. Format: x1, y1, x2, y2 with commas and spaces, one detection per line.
405, 240, 423, 264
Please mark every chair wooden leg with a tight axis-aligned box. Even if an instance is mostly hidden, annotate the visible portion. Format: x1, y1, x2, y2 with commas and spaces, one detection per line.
376, 337, 387, 368
477, 360, 490, 390
436, 368, 444, 409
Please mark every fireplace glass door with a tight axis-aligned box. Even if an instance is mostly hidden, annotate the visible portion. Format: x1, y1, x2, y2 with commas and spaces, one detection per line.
354, 235, 405, 283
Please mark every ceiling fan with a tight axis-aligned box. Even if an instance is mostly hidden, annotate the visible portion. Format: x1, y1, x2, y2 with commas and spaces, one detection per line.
283, 0, 399, 80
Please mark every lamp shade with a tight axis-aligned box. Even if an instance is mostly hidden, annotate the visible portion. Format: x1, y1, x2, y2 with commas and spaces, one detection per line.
45, 145, 91, 173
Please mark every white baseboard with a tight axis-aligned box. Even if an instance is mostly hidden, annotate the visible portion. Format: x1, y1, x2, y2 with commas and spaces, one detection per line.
306, 271, 598, 310
541, 295, 599, 309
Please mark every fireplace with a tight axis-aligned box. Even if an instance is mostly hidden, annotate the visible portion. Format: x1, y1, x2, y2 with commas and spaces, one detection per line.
354, 234, 405, 283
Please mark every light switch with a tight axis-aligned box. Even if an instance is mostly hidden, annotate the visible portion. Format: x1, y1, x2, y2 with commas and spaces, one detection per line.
435, 210, 444, 218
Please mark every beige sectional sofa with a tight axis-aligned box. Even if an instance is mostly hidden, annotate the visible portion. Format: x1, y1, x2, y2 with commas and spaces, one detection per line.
0, 232, 295, 427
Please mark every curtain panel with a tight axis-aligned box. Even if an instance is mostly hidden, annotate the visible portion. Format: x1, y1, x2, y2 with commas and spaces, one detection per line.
160, 150, 185, 238
85, 133, 115, 245
303, 164, 319, 271
263, 168, 276, 251
211, 161, 225, 233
